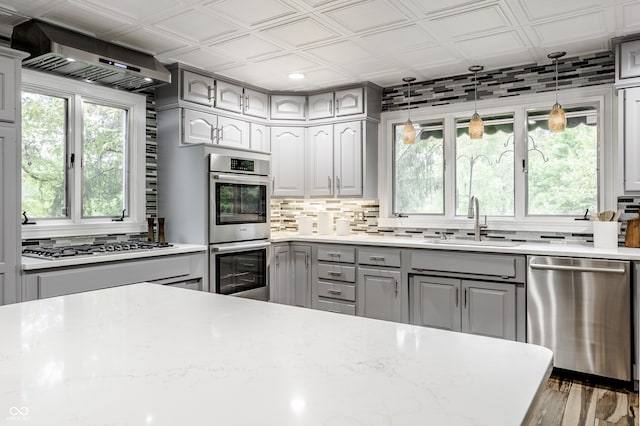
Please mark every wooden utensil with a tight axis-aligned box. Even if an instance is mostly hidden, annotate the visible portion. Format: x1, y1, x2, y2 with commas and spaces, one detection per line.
625, 211, 640, 248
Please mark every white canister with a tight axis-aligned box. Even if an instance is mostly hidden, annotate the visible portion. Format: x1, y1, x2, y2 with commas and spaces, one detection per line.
335, 218, 350, 236
298, 216, 313, 235
317, 212, 334, 235
593, 221, 620, 249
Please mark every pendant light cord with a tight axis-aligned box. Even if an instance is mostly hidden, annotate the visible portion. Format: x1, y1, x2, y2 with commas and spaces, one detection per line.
473, 71, 478, 113
554, 58, 558, 104
407, 80, 411, 121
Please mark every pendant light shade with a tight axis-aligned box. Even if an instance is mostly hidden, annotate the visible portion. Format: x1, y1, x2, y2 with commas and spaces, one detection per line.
401, 77, 416, 145
548, 52, 566, 132
468, 65, 484, 140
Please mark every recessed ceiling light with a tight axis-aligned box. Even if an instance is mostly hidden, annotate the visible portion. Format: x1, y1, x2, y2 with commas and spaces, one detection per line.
288, 73, 305, 80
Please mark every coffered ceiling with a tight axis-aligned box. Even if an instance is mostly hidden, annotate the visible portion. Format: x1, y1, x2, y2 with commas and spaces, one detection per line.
0, 0, 638, 91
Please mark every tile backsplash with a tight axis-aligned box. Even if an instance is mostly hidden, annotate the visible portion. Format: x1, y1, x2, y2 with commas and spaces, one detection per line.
272, 196, 640, 247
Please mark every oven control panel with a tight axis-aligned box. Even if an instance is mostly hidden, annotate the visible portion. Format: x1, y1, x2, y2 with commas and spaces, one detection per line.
230, 158, 254, 172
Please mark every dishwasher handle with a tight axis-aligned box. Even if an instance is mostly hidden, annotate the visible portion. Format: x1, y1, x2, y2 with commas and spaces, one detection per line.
529, 262, 626, 274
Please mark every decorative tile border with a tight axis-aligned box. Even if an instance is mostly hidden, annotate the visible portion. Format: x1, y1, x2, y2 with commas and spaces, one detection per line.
382, 51, 614, 112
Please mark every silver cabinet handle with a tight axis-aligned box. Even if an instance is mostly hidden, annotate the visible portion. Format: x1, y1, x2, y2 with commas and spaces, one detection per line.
327, 271, 342, 276
328, 176, 332, 191
369, 256, 385, 261
336, 176, 341, 194
327, 253, 341, 258
212, 127, 219, 143
218, 127, 224, 142
306, 253, 309, 268
464, 288, 467, 308
329, 100, 333, 115
327, 309, 340, 313
245, 95, 250, 110
207, 86, 215, 103
455, 287, 459, 307
336, 99, 340, 113
394, 279, 398, 297
328, 289, 342, 295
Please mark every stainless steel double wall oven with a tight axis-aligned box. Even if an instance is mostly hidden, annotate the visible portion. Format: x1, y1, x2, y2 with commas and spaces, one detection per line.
209, 151, 270, 300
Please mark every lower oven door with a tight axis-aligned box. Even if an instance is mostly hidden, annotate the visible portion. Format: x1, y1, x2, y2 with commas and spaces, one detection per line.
210, 241, 270, 301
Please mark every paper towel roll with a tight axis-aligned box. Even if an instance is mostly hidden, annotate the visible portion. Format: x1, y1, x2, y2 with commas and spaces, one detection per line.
317, 212, 334, 235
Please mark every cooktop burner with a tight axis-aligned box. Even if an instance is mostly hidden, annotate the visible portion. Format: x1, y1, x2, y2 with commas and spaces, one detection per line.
22, 241, 173, 260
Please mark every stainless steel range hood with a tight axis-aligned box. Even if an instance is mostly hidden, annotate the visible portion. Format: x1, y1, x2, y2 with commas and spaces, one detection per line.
11, 19, 171, 91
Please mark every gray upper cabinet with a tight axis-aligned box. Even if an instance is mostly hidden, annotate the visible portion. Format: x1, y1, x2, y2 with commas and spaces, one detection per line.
271, 126, 305, 197
270, 94, 306, 120
250, 123, 270, 152
333, 121, 362, 197
306, 125, 333, 197
357, 267, 402, 322
243, 88, 269, 119
623, 87, 640, 191
182, 70, 215, 107
335, 87, 364, 117
215, 80, 243, 113
308, 92, 334, 120
618, 39, 640, 82
183, 109, 217, 144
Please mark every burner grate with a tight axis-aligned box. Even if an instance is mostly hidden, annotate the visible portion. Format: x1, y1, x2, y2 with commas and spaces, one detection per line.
22, 241, 173, 259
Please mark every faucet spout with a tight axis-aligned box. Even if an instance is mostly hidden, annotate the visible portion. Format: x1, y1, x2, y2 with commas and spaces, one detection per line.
467, 196, 483, 241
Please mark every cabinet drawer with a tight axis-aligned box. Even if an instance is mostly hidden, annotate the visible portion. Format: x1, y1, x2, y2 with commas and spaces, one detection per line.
317, 281, 355, 302
317, 299, 356, 316
317, 263, 356, 282
317, 245, 355, 263
358, 247, 401, 267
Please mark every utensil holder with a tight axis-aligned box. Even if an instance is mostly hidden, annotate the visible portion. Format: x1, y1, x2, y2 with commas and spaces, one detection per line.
157, 217, 165, 243
593, 221, 619, 249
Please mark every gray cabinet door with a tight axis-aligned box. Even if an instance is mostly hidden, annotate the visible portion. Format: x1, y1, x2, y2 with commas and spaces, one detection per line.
270, 95, 306, 120
271, 127, 305, 197
291, 244, 311, 308
357, 268, 401, 322
215, 80, 243, 113
335, 87, 364, 117
182, 70, 215, 106
182, 109, 216, 144
270, 245, 290, 304
308, 92, 334, 120
461, 280, 516, 340
217, 116, 249, 149
0, 127, 17, 305
243, 88, 269, 119
333, 121, 362, 197
306, 125, 334, 197
410, 276, 460, 332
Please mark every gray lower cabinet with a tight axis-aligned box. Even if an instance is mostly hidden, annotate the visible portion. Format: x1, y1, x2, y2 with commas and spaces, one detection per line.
357, 267, 401, 322
313, 244, 356, 315
21, 252, 206, 301
269, 243, 311, 307
411, 275, 516, 341
291, 244, 311, 308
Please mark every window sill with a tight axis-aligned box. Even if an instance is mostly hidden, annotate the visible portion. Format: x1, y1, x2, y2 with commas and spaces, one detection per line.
22, 221, 147, 240
377, 216, 595, 234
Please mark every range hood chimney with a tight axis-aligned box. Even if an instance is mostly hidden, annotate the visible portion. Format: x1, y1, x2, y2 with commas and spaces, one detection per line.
11, 19, 171, 91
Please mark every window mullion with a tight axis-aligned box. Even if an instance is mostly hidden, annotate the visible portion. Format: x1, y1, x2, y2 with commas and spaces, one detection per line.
513, 107, 527, 220
443, 114, 457, 219
71, 95, 83, 223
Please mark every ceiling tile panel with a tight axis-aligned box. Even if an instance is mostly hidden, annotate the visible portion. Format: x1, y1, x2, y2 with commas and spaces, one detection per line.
154, 9, 239, 42
81, 0, 184, 21
358, 25, 435, 54
40, 3, 130, 36
405, 0, 481, 16
622, 2, 640, 30
304, 40, 373, 64
324, 0, 409, 33
261, 17, 339, 47
168, 48, 235, 70
209, 35, 284, 60
456, 31, 527, 58
531, 11, 608, 44
393, 45, 460, 68
517, 0, 605, 21
205, 0, 297, 27
429, 5, 513, 39
111, 28, 188, 55
253, 53, 320, 74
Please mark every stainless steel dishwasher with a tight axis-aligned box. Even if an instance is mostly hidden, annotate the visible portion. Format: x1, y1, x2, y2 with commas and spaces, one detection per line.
527, 256, 631, 381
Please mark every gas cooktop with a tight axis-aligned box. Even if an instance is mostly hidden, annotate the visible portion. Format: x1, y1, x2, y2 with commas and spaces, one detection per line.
22, 241, 173, 260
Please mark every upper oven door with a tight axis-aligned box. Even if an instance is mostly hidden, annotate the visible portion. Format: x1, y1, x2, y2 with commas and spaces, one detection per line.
209, 173, 270, 243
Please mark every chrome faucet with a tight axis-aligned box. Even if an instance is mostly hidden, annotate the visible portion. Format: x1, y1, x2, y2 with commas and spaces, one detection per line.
467, 195, 487, 241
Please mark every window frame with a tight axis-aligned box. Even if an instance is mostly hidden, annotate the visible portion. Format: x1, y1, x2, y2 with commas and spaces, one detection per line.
21, 69, 147, 238
378, 85, 616, 233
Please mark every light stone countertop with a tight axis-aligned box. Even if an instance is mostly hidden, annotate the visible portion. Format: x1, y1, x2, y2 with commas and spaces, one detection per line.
0, 283, 553, 425
20, 243, 207, 271
271, 232, 640, 261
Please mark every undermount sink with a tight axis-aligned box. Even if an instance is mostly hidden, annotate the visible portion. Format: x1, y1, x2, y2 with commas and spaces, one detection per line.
423, 239, 521, 247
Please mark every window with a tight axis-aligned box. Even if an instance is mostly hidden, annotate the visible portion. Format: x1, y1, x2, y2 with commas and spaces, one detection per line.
380, 86, 613, 231
21, 70, 146, 237
526, 105, 598, 216
455, 115, 514, 216
393, 120, 444, 214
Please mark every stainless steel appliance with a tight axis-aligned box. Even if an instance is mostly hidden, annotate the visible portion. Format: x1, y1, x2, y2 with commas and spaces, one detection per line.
209, 152, 270, 244
527, 256, 631, 381
210, 240, 270, 300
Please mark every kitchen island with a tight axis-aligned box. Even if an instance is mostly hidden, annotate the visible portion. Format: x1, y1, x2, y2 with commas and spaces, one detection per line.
0, 282, 552, 425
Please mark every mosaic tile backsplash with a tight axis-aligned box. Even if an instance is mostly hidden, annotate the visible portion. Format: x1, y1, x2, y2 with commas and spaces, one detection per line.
272, 196, 640, 247
382, 51, 613, 112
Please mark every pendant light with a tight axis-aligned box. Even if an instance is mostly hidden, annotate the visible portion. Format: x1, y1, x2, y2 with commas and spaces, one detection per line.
468, 65, 484, 140
548, 51, 566, 132
401, 77, 416, 145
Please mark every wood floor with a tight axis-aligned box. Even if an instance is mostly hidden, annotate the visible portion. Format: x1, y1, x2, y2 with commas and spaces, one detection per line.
525, 370, 639, 426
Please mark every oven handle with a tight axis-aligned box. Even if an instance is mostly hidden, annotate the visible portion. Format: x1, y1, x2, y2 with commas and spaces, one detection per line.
211, 173, 271, 185
210, 241, 271, 253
